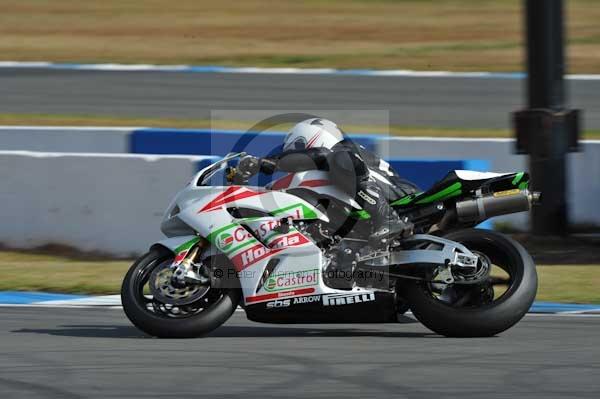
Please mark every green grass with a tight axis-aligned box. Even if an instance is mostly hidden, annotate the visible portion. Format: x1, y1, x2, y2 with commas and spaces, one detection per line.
1, 113, 599, 139
536, 265, 600, 304
0, 251, 598, 303
0, 0, 598, 73
0, 251, 130, 295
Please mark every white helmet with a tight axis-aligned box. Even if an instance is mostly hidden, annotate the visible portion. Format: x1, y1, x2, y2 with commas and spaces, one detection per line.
283, 118, 344, 151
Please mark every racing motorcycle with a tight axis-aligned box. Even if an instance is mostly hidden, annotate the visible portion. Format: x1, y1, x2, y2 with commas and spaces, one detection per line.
122, 152, 540, 338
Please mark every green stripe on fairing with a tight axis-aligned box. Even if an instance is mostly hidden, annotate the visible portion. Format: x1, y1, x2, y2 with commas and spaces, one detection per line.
264, 227, 299, 242
350, 209, 371, 219
415, 182, 462, 204
272, 203, 318, 219
205, 222, 238, 243
518, 181, 529, 190
225, 238, 258, 255
391, 194, 418, 206
208, 216, 275, 243
174, 237, 201, 253
512, 172, 525, 186
263, 230, 281, 242
206, 203, 317, 243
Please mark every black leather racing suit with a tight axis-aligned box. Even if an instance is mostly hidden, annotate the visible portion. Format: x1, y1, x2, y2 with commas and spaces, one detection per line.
256, 139, 418, 241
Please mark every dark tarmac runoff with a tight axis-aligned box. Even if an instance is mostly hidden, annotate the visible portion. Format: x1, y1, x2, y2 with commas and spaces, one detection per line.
1, 68, 599, 130
1, 307, 599, 398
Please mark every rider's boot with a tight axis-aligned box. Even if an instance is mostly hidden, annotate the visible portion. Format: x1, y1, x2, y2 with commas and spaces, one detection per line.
355, 180, 413, 248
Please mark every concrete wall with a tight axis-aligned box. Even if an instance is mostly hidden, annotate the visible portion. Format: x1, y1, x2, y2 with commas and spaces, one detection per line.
0, 151, 218, 256
569, 141, 600, 225
0, 126, 133, 153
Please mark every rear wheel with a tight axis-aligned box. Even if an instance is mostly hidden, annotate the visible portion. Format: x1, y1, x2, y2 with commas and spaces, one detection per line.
400, 228, 537, 337
121, 247, 241, 338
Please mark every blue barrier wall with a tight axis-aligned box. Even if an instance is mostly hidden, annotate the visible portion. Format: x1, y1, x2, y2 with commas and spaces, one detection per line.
388, 159, 492, 229
195, 156, 221, 171
388, 159, 489, 190
131, 129, 283, 157
130, 128, 378, 157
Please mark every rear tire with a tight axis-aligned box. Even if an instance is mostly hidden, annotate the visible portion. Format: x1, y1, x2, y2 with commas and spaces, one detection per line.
121, 247, 241, 338
400, 229, 537, 337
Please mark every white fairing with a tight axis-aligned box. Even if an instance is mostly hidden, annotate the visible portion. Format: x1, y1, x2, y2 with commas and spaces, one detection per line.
157, 173, 373, 306
454, 170, 511, 180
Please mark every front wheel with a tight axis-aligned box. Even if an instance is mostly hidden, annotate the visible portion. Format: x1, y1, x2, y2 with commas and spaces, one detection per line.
121, 247, 241, 338
399, 229, 537, 337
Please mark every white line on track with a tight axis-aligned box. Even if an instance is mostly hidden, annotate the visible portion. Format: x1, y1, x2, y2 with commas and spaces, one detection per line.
1, 61, 599, 81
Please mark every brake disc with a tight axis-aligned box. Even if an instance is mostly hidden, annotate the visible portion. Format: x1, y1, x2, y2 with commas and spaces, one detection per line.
148, 261, 209, 306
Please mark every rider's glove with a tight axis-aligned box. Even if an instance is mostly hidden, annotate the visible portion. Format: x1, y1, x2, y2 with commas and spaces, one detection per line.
259, 158, 277, 175
237, 155, 260, 179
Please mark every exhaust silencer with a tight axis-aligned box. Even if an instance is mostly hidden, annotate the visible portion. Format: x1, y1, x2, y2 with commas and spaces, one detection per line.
455, 189, 540, 223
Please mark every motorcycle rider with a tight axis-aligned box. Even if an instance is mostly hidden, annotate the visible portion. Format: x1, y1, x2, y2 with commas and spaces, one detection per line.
235, 118, 416, 245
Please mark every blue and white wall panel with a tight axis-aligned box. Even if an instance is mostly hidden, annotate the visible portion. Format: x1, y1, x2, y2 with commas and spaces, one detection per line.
378, 136, 600, 227
1, 126, 599, 255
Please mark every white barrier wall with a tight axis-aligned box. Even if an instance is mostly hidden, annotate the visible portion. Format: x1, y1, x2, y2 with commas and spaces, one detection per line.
1, 128, 599, 256
0, 126, 133, 153
378, 137, 600, 226
0, 151, 215, 256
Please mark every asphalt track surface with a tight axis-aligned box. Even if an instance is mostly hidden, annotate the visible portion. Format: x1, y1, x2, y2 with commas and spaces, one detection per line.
1, 307, 599, 398
1, 68, 600, 130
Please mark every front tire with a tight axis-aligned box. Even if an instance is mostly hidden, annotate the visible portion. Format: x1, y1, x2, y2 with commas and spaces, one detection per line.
400, 229, 537, 337
121, 247, 241, 338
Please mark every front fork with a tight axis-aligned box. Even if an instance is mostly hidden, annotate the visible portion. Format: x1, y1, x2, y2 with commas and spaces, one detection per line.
160, 236, 211, 287
171, 245, 211, 286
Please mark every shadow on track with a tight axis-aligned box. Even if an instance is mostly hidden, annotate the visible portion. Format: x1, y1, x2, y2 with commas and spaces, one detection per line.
207, 326, 437, 339
13, 322, 437, 339
13, 325, 148, 339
